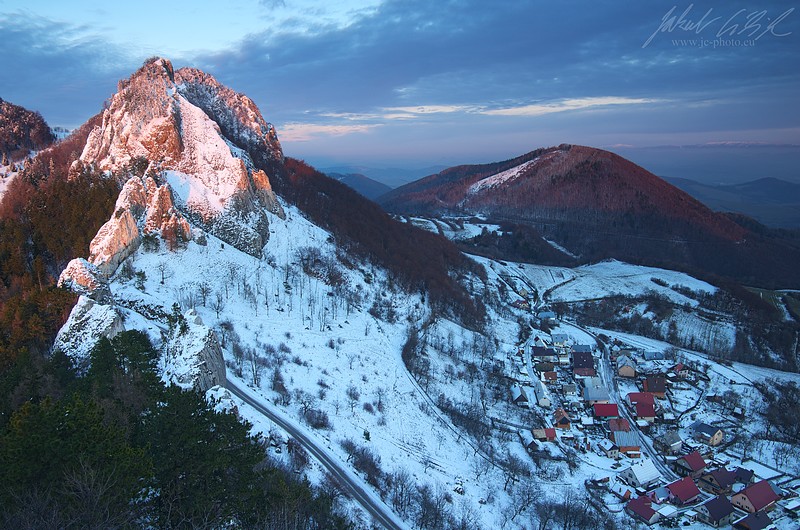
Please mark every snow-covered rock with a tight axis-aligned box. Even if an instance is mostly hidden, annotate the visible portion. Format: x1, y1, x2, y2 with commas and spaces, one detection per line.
58, 258, 112, 302
79, 57, 283, 257
53, 296, 125, 372
163, 309, 226, 392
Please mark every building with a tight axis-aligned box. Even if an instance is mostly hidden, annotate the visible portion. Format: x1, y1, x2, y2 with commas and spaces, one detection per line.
733, 511, 774, 529
573, 351, 596, 377
619, 458, 662, 489
627, 392, 655, 406
572, 344, 593, 354
643, 376, 667, 398
608, 418, 631, 433
732, 480, 781, 513
698, 466, 754, 495
690, 421, 725, 446
532, 380, 552, 408
518, 430, 542, 452
582, 378, 610, 404
553, 407, 571, 429
673, 450, 707, 478
598, 438, 619, 459
593, 403, 619, 420
697, 495, 738, 527
532, 428, 557, 442
532, 346, 558, 363
510, 385, 529, 406
635, 401, 657, 422
644, 350, 666, 361
551, 333, 570, 346
617, 355, 637, 378
654, 430, 683, 455
666, 476, 701, 505
626, 496, 661, 526
612, 430, 642, 458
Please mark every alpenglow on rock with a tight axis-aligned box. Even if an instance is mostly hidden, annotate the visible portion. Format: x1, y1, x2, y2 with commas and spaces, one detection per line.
79, 57, 284, 257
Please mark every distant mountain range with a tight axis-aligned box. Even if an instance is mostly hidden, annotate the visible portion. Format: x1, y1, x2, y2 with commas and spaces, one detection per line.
665, 176, 800, 229
325, 172, 392, 200
320, 165, 446, 189
379, 144, 800, 289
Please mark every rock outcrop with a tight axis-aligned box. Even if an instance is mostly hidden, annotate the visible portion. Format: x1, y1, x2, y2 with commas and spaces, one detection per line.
163, 309, 226, 392
53, 296, 125, 372
79, 57, 283, 257
87, 175, 191, 277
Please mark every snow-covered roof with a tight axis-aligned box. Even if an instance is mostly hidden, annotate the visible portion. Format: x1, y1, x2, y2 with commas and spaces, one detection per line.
621, 458, 661, 486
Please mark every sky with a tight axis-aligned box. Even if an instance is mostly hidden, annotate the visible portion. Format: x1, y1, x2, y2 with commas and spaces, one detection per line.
1, 0, 798, 183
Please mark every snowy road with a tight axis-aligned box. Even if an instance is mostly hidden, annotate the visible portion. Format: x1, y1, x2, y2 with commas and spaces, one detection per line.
226, 378, 410, 530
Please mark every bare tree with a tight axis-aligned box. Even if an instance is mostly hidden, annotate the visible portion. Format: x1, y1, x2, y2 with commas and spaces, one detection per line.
211, 291, 226, 318
346, 384, 360, 413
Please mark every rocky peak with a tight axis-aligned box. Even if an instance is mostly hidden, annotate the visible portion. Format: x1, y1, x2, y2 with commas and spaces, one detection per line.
79, 57, 284, 257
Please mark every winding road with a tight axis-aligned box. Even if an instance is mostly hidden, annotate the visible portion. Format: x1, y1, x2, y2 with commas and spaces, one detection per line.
226, 378, 409, 530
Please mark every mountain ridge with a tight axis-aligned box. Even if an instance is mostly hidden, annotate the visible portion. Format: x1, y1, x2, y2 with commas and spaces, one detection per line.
379, 144, 800, 289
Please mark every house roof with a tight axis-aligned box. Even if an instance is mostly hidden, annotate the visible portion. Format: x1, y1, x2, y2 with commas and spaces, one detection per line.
702, 495, 735, 522
599, 438, 617, 451
532, 346, 557, 357
734, 511, 773, 530
552, 333, 569, 342
636, 401, 657, 418
738, 480, 780, 511
679, 450, 707, 472
511, 386, 528, 402
657, 430, 682, 446
608, 418, 631, 432
613, 430, 641, 449
622, 458, 661, 486
593, 403, 619, 417
643, 376, 666, 393
627, 496, 657, 522
705, 467, 737, 489
553, 407, 570, 422
583, 385, 610, 402
543, 371, 558, 381
572, 344, 593, 353
735, 467, 755, 484
616, 355, 636, 368
573, 351, 594, 369
544, 427, 557, 440
627, 392, 655, 405
667, 476, 701, 503
690, 421, 721, 438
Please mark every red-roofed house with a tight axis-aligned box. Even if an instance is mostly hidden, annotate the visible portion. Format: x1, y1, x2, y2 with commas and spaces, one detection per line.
732, 480, 781, 513
635, 401, 657, 422
627, 392, 656, 406
593, 403, 619, 419
666, 476, 701, 505
672, 450, 707, 478
608, 418, 631, 432
625, 496, 660, 526
532, 428, 557, 442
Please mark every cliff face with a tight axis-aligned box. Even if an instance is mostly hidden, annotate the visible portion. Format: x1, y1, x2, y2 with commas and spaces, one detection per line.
79, 57, 283, 257
85, 175, 191, 278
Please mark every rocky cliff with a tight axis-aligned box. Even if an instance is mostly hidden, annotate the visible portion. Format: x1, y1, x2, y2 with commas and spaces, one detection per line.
79, 57, 283, 257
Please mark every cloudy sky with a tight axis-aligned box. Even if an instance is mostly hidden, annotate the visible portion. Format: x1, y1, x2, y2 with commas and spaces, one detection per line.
1, 0, 798, 182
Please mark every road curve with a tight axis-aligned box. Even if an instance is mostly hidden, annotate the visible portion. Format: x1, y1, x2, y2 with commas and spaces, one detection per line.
225, 378, 409, 530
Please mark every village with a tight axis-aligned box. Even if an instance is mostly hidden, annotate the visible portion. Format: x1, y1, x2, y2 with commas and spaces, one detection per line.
505, 310, 800, 530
